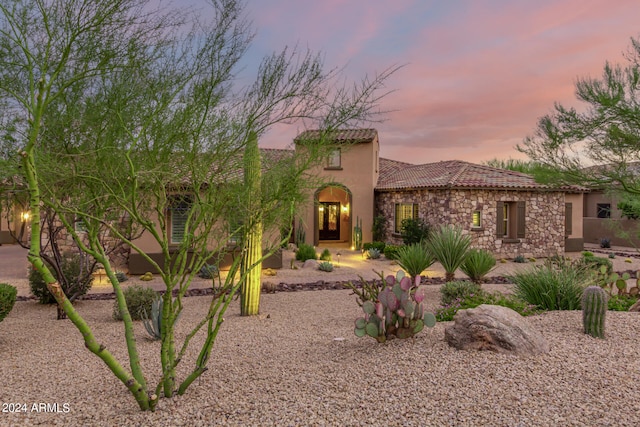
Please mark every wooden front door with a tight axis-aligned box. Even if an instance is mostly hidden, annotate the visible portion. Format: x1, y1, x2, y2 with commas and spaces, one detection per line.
318, 202, 340, 240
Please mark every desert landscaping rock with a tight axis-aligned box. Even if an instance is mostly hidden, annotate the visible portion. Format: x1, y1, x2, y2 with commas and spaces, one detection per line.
444, 304, 550, 355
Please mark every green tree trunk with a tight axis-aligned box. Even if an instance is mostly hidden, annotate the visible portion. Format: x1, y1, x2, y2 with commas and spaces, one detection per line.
240, 131, 263, 316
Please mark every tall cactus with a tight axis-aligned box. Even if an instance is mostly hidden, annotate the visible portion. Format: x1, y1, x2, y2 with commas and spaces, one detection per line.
240, 131, 263, 316
582, 286, 608, 338
353, 216, 362, 250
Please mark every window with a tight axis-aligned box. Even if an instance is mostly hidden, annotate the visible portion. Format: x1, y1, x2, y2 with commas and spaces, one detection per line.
597, 203, 611, 219
228, 218, 243, 246
394, 203, 419, 234
75, 218, 87, 233
168, 197, 192, 244
326, 148, 341, 169
472, 210, 482, 228
496, 201, 525, 240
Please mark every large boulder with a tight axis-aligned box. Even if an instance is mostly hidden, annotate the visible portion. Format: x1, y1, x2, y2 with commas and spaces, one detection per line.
444, 304, 549, 356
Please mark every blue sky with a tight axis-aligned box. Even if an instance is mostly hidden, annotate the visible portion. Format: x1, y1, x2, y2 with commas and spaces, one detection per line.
184, 0, 640, 164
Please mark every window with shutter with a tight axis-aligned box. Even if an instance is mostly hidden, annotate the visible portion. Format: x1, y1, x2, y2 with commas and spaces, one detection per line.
169, 197, 191, 244
497, 201, 525, 241
565, 202, 573, 236
394, 203, 419, 233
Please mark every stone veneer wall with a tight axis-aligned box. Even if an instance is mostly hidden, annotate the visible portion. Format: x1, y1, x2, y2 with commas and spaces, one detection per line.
375, 188, 566, 258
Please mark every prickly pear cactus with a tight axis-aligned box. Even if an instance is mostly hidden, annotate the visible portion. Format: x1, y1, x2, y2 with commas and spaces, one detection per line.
582, 286, 608, 339
354, 270, 436, 342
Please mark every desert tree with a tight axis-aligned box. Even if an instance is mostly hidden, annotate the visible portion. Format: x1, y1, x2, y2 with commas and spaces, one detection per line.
519, 36, 640, 194
0, 0, 396, 411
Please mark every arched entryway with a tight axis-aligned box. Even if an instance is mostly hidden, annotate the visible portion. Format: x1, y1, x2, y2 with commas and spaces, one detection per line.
314, 184, 352, 246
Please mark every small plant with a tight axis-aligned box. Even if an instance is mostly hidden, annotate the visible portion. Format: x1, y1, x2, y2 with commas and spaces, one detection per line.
0, 283, 17, 323
513, 255, 527, 263
529, 257, 537, 263
319, 248, 332, 261
625, 258, 633, 263
600, 237, 611, 248
459, 249, 496, 284
29, 253, 94, 304
363, 241, 386, 252
141, 294, 163, 340
294, 220, 306, 246
295, 243, 317, 262
318, 261, 334, 272
440, 281, 482, 306
198, 264, 219, 279
582, 251, 594, 257
396, 243, 435, 280
426, 225, 471, 282
509, 263, 590, 310
579, 255, 613, 275
366, 248, 381, 259
371, 215, 387, 242
115, 271, 128, 283
140, 272, 153, 281
436, 290, 537, 322
582, 286, 607, 338
383, 244, 402, 260
400, 217, 431, 245
608, 252, 616, 259
353, 270, 436, 342
113, 285, 157, 321
608, 294, 639, 311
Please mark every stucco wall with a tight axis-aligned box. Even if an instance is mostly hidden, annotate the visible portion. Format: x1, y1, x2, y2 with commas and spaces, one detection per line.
375, 188, 567, 258
298, 138, 378, 246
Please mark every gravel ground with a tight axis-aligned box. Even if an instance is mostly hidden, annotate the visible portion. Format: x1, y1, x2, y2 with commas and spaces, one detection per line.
2, 285, 640, 426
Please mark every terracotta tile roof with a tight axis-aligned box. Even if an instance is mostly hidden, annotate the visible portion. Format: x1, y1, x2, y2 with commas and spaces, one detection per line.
294, 128, 378, 144
376, 160, 573, 191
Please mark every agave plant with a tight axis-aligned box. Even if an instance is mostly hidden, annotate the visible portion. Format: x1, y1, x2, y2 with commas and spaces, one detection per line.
459, 248, 496, 284
426, 225, 471, 282
396, 242, 435, 280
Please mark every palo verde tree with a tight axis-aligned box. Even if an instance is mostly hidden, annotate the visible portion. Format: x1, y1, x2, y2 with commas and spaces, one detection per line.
518, 35, 640, 194
0, 0, 396, 411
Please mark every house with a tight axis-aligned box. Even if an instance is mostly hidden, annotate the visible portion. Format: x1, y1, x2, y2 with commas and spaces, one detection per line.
294, 129, 585, 258
1, 128, 586, 273
582, 190, 640, 247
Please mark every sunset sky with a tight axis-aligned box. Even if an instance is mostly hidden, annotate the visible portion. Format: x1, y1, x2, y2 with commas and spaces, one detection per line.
190, 1, 640, 164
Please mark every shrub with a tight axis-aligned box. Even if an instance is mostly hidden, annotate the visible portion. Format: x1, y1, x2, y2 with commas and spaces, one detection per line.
363, 241, 386, 252
396, 243, 435, 279
440, 280, 481, 306
400, 217, 430, 245
608, 252, 616, 259
318, 261, 334, 272
115, 271, 128, 283
295, 243, 317, 262
608, 294, 639, 311
0, 283, 17, 323
436, 289, 537, 322
578, 255, 613, 275
459, 249, 496, 284
426, 225, 471, 282
366, 248, 381, 259
513, 255, 527, 263
383, 244, 402, 260
509, 264, 591, 310
319, 248, 332, 261
371, 215, 387, 242
582, 251, 594, 257
29, 253, 94, 304
113, 285, 157, 321
198, 264, 219, 279
600, 237, 611, 248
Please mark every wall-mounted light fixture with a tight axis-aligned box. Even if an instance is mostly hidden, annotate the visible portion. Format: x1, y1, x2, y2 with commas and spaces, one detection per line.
20, 211, 30, 222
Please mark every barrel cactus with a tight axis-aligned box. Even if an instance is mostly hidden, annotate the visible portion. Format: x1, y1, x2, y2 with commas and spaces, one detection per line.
354, 270, 436, 342
582, 286, 607, 338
